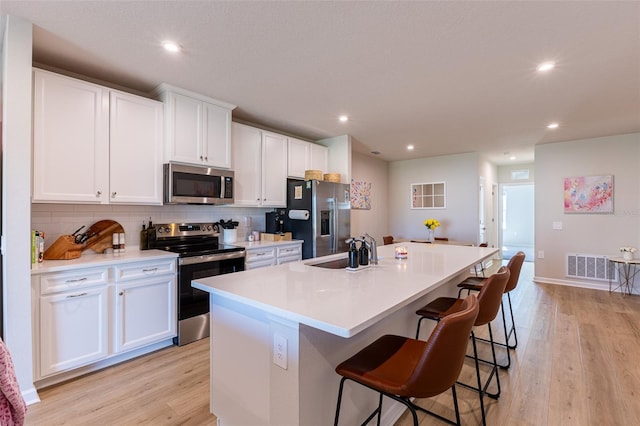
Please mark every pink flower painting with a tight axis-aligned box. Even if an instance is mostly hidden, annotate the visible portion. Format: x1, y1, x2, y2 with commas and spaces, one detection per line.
564, 175, 613, 213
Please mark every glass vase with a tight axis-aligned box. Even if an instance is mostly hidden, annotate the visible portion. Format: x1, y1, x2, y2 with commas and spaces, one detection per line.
426, 228, 435, 243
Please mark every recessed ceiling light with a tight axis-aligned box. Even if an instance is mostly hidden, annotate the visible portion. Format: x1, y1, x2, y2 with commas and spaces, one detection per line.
537, 61, 555, 72
162, 41, 181, 53
547, 122, 559, 129
338, 115, 349, 122
510, 156, 517, 161
407, 145, 414, 151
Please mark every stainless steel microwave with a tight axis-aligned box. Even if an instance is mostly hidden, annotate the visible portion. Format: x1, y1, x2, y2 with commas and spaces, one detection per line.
164, 163, 234, 205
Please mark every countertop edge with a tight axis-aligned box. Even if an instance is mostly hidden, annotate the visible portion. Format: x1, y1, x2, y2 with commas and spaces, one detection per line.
31, 250, 178, 274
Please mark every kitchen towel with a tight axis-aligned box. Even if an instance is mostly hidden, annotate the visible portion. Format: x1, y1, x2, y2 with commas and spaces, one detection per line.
0, 338, 26, 426
288, 210, 310, 220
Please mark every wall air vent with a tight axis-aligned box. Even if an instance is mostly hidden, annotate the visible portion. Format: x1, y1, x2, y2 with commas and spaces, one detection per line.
566, 253, 617, 282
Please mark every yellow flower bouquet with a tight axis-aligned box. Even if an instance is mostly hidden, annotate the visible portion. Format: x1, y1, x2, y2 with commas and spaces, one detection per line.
423, 218, 441, 230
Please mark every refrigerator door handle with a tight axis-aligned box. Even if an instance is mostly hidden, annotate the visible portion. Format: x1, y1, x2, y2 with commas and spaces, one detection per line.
331, 203, 338, 254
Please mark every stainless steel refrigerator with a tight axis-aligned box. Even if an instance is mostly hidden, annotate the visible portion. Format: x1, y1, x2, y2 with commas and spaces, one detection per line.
287, 179, 351, 259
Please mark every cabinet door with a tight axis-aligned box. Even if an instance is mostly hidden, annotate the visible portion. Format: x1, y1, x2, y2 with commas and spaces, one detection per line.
287, 138, 309, 179
109, 91, 163, 204
32, 69, 109, 203
261, 131, 288, 207
115, 276, 176, 353
165, 92, 203, 164
231, 123, 262, 206
39, 286, 109, 377
202, 102, 232, 169
309, 143, 329, 174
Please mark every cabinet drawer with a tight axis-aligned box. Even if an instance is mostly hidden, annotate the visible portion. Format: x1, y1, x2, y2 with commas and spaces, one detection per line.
277, 255, 301, 265
115, 259, 176, 282
245, 248, 276, 263
246, 258, 277, 270
40, 268, 109, 295
277, 244, 301, 259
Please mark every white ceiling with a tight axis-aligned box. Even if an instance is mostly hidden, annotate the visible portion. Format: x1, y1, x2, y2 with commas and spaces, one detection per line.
2, 1, 639, 164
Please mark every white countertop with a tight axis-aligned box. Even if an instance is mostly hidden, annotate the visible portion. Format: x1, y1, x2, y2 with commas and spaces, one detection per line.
193, 242, 498, 338
230, 239, 303, 249
31, 249, 178, 274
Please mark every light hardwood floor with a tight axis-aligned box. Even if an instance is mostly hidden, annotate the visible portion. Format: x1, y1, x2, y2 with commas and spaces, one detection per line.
25, 261, 640, 425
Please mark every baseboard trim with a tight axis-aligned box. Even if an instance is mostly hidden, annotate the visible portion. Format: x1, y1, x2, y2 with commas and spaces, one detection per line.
533, 276, 639, 295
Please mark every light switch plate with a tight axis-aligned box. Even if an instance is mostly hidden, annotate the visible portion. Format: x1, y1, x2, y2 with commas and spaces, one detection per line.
552, 221, 563, 230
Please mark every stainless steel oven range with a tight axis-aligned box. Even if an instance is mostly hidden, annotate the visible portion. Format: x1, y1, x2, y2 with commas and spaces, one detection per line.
148, 222, 245, 346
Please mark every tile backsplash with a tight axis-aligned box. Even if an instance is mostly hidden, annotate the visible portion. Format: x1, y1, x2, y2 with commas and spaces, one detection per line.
32, 203, 272, 251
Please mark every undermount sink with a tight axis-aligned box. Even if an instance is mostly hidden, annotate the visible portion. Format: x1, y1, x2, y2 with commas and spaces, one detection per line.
308, 258, 350, 269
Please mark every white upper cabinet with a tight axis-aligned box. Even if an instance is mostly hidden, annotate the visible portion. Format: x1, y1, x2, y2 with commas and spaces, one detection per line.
287, 137, 328, 179
32, 69, 110, 203
232, 123, 287, 207
109, 91, 163, 204
154, 84, 235, 169
32, 69, 163, 205
261, 131, 288, 207
308, 142, 329, 173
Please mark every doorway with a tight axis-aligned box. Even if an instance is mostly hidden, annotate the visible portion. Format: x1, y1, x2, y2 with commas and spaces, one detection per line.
500, 184, 535, 261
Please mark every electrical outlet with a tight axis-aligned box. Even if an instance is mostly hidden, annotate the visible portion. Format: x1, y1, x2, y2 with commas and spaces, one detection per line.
552, 221, 563, 230
538, 250, 545, 259
273, 334, 288, 370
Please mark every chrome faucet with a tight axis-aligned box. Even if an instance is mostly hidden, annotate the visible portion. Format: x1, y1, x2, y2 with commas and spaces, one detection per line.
363, 233, 378, 265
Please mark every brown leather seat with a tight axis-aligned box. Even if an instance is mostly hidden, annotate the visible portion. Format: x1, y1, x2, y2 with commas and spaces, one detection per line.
334, 295, 479, 426
415, 266, 510, 426
382, 235, 394, 245
434, 237, 449, 241
458, 251, 525, 368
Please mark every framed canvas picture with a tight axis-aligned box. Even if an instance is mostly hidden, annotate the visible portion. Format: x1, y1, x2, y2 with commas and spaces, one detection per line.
564, 175, 613, 213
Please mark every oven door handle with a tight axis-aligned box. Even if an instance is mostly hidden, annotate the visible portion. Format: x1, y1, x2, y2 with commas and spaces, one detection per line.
179, 250, 246, 266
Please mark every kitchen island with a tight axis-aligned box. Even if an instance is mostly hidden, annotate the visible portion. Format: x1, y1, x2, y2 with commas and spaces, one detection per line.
193, 242, 498, 426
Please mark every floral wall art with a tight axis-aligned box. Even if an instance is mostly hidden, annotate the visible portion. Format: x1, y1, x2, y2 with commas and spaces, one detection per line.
351, 179, 371, 210
563, 175, 614, 213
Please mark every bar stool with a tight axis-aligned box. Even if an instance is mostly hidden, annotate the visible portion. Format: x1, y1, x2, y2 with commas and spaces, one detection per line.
458, 251, 525, 369
415, 267, 510, 426
334, 295, 479, 426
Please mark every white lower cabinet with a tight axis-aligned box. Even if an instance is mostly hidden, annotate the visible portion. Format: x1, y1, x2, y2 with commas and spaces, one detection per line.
32, 257, 177, 382
245, 247, 276, 270
115, 275, 176, 353
39, 284, 110, 377
245, 243, 302, 270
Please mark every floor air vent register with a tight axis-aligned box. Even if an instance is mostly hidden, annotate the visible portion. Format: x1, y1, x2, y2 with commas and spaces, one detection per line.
566, 253, 617, 282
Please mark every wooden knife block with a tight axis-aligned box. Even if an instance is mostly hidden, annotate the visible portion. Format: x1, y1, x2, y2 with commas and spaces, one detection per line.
43, 235, 83, 260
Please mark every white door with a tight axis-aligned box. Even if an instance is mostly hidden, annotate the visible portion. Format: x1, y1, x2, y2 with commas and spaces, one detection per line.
202, 102, 232, 168
32, 69, 109, 203
231, 123, 262, 206
479, 178, 486, 244
261, 131, 287, 207
115, 277, 176, 353
109, 91, 163, 204
167, 92, 202, 164
39, 286, 109, 376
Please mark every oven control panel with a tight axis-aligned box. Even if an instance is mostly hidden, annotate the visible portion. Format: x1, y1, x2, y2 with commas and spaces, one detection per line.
154, 223, 218, 238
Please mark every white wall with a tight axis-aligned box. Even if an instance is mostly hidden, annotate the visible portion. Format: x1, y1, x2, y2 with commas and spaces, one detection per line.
388, 152, 479, 242
535, 132, 640, 287
1, 15, 38, 403
350, 151, 389, 244
498, 162, 535, 184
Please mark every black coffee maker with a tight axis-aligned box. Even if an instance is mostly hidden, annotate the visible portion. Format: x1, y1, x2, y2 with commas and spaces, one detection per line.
265, 209, 288, 234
